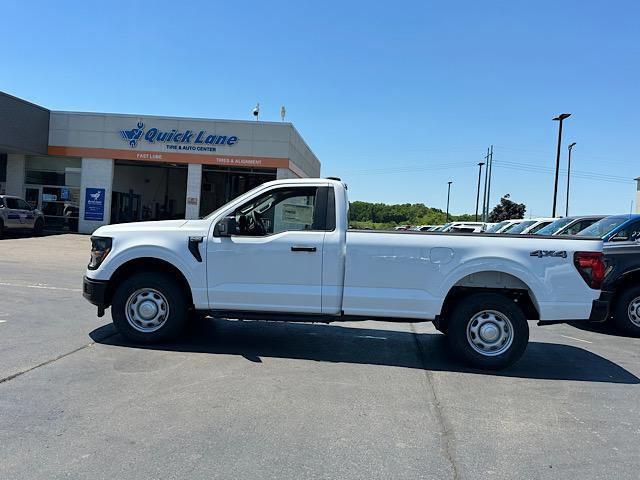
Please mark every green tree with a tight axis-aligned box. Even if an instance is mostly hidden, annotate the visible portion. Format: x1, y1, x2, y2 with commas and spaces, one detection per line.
348, 201, 474, 229
488, 194, 526, 222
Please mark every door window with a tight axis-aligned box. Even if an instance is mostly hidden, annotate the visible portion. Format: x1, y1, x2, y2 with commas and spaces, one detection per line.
233, 187, 324, 236
16, 199, 32, 211
5, 198, 19, 209
613, 221, 640, 241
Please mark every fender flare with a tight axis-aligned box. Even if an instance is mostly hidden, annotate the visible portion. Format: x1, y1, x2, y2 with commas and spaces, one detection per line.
102, 245, 196, 287
437, 257, 544, 311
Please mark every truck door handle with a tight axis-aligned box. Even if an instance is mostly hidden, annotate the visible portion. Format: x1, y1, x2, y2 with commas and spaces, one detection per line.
291, 246, 317, 252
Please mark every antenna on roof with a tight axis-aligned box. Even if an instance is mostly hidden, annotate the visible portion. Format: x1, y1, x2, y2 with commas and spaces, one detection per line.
252, 102, 260, 121
280, 105, 286, 122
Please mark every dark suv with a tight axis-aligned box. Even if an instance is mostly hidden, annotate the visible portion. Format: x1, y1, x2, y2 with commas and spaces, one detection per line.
603, 240, 640, 336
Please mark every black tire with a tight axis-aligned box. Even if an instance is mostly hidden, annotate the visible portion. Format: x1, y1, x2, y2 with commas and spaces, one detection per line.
111, 272, 188, 343
0, 219, 4, 238
447, 293, 529, 370
33, 218, 44, 236
612, 285, 640, 337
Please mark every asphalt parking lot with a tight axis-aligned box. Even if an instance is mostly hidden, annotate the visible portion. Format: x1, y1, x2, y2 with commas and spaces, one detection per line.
0, 234, 639, 479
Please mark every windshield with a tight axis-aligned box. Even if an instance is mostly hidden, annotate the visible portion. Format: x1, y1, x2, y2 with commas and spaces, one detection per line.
576, 216, 628, 237
504, 220, 536, 234
485, 221, 509, 233
535, 217, 573, 235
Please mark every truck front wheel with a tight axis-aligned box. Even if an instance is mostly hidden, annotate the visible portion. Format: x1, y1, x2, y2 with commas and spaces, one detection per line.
111, 272, 188, 343
447, 293, 529, 370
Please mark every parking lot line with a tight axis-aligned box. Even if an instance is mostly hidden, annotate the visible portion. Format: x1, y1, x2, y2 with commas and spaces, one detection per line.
0, 282, 81, 293
560, 334, 593, 344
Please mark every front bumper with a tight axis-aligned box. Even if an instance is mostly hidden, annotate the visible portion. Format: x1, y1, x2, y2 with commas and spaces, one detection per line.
588, 291, 612, 323
83, 275, 109, 309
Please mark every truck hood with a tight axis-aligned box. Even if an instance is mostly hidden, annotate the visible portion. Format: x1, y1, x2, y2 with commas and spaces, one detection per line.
94, 219, 189, 236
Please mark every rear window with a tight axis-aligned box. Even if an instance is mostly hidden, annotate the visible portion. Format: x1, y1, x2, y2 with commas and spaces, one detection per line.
486, 221, 509, 233
563, 219, 600, 235
535, 217, 573, 235
527, 221, 552, 234
577, 216, 629, 237
505, 221, 535, 234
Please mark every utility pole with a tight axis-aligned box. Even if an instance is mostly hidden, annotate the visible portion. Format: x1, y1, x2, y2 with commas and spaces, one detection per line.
486, 145, 493, 221
552, 113, 571, 217
475, 162, 485, 221
481, 147, 490, 221
566, 142, 576, 217
446, 181, 453, 222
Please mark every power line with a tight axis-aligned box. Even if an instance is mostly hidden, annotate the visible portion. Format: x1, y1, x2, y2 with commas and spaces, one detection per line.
493, 163, 634, 185
494, 159, 633, 181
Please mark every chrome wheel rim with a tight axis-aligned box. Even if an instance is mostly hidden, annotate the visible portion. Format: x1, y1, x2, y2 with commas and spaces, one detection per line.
627, 296, 640, 327
466, 310, 514, 356
125, 288, 169, 333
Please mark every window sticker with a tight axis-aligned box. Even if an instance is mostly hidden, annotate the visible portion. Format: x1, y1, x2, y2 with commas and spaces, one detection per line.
281, 203, 313, 225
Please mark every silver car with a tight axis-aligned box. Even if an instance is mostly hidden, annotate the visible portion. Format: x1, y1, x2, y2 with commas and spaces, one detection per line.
0, 195, 45, 237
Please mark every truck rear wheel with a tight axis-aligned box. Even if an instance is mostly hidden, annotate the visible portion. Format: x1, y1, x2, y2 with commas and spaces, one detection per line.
111, 272, 188, 343
447, 293, 529, 370
612, 285, 640, 337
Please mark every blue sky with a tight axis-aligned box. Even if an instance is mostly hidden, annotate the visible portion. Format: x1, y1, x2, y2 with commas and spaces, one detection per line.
2, 0, 638, 216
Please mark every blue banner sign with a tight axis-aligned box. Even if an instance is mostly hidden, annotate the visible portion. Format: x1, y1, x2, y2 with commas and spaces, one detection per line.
84, 188, 105, 221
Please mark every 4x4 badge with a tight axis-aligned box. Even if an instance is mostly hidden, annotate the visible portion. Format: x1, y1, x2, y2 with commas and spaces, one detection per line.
530, 250, 567, 258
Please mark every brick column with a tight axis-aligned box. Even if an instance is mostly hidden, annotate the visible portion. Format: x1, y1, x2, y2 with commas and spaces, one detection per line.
185, 163, 202, 219
5, 154, 25, 196
78, 158, 114, 234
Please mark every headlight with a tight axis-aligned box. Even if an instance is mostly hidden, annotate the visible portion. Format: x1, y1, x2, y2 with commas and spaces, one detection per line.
88, 236, 112, 270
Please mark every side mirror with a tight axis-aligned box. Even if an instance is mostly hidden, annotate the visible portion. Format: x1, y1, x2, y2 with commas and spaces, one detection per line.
213, 216, 237, 237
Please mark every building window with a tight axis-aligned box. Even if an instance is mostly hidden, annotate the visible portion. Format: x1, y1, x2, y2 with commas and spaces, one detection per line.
25, 155, 82, 232
0, 153, 6, 195
0, 153, 7, 182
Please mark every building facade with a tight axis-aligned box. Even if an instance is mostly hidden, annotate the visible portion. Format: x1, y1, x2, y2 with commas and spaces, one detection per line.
0, 92, 321, 233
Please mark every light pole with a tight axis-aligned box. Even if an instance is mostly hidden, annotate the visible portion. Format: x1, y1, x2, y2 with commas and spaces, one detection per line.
566, 142, 576, 217
552, 113, 571, 217
475, 162, 485, 221
481, 147, 489, 221
446, 181, 452, 222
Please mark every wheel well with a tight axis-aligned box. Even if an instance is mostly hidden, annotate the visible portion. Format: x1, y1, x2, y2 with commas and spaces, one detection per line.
106, 257, 194, 308
610, 270, 640, 308
439, 272, 540, 325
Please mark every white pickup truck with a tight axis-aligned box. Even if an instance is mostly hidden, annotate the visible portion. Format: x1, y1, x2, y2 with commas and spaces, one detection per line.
83, 178, 610, 369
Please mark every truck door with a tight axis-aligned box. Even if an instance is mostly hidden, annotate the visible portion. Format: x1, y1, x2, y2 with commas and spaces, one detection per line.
207, 185, 331, 314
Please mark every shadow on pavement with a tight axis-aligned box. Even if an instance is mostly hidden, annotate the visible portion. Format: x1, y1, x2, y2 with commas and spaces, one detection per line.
90, 318, 640, 385
567, 320, 640, 339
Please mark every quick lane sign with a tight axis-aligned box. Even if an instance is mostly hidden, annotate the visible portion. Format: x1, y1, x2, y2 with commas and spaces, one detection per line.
120, 122, 238, 152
